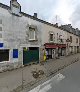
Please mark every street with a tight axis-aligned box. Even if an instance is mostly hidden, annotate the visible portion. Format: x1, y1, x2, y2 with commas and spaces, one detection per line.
29, 60, 80, 92
0, 53, 80, 92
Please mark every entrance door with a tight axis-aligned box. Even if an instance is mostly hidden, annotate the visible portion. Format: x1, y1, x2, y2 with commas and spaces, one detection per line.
23, 47, 39, 65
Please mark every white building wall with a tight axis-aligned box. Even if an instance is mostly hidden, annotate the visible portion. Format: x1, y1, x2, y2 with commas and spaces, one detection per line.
0, 4, 80, 71
0, 7, 42, 67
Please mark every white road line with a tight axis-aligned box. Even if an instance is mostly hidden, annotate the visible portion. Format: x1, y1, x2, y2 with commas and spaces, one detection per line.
39, 84, 51, 92
28, 73, 65, 92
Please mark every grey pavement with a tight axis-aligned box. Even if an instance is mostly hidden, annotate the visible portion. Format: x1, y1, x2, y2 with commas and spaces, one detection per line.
0, 53, 80, 92
29, 59, 80, 92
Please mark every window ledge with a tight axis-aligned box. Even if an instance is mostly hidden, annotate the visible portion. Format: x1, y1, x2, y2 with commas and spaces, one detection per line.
49, 41, 54, 43
29, 39, 38, 42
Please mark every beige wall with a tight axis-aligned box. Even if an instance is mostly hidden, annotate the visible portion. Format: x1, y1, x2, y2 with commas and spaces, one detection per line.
41, 24, 67, 45
67, 32, 79, 46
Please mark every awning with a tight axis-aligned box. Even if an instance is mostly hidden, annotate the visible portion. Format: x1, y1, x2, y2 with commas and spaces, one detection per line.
45, 43, 66, 49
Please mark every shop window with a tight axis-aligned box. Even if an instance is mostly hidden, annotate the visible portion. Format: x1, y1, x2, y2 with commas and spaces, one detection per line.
13, 49, 18, 58
29, 27, 36, 40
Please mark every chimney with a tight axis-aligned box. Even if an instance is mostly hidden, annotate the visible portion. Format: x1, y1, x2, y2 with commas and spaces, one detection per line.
68, 24, 71, 26
33, 13, 37, 18
12, 0, 17, 1
76, 28, 78, 30
10, 0, 21, 14
11, 0, 17, 2
56, 23, 58, 26
54, 23, 58, 27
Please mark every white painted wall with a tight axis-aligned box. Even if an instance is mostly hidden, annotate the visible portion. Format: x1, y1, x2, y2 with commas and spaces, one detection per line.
0, 5, 79, 64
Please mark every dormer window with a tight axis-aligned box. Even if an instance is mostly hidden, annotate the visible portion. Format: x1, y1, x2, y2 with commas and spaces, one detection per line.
10, 0, 21, 15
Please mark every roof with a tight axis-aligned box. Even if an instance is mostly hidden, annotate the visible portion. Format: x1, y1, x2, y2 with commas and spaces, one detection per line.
0, 2, 80, 37
0, 3, 10, 10
20, 12, 56, 27
0, 2, 56, 27
60, 25, 80, 37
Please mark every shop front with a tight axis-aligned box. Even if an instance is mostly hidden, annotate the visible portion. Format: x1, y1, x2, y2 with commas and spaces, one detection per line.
44, 43, 66, 59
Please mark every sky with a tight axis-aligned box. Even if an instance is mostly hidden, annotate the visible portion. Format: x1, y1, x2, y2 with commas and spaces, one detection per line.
0, 0, 80, 29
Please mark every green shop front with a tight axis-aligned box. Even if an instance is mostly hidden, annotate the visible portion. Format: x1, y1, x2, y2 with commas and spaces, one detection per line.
23, 47, 39, 65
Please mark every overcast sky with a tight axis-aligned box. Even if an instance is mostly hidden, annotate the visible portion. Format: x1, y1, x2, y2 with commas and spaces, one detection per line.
0, 0, 80, 29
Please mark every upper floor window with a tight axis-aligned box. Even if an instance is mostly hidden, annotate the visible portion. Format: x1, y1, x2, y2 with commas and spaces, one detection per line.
59, 35, 63, 43
29, 27, 36, 40
0, 34, 2, 38
70, 36, 72, 43
50, 33, 53, 42
0, 20, 2, 24
57, 33, 58, 41
0, 27, 2, 31
76, 38, 78, 43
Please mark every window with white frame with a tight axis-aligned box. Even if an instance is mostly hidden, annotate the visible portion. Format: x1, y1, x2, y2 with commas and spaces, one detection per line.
29, 27, 36, 40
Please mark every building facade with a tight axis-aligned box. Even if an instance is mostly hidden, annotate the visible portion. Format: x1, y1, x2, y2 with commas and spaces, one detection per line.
0, 0, 80, 72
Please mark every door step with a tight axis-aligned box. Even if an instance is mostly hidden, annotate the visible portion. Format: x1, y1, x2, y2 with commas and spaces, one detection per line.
24, 62, 39, 66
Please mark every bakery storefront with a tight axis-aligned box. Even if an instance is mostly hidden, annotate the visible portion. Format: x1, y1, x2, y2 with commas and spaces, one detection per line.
44, 43, 66, 59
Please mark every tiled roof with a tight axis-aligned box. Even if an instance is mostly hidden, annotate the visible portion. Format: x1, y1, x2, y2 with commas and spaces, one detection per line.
0, 2, 80, 37
0, 3, 10, 10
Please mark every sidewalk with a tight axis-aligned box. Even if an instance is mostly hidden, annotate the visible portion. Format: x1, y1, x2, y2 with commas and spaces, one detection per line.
0, 53, 80, 92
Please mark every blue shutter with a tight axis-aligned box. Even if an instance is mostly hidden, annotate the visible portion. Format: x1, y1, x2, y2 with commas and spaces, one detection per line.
13, 49, 18, 58
0, 43, 3, 47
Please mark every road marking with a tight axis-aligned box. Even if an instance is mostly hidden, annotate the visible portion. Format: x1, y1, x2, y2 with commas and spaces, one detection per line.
55, 73, 65, 81
29, 73, 65, 92
39, 84, 51, 92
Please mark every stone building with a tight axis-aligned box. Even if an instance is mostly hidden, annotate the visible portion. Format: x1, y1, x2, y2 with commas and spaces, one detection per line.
60, 24, 80, 55
0, 0, 80, 72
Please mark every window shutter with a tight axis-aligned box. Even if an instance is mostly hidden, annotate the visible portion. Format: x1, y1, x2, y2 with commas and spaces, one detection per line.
13, 49, 18, 58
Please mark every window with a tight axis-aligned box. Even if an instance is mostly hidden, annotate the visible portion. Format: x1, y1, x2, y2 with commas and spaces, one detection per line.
57, 33, 58, 42
70, 36, 72, 43
0, 50, 9, 62
13, 49, 18, 58
0, 34, 2, 38
59, 35, 63, 43
50, 33, 53, 41
76, 38, 78, 43
0, 27, 2, 31
29, 27, 36, 40
0, 20, 2, 24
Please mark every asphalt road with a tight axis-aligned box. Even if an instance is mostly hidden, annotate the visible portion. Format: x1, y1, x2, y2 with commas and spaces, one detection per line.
29, 61, 80, 92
